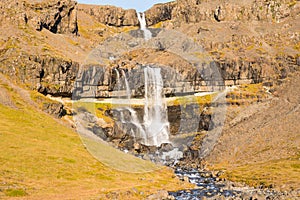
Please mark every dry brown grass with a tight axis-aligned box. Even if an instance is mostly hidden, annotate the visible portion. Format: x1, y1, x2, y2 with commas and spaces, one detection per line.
207, 73, 300, 191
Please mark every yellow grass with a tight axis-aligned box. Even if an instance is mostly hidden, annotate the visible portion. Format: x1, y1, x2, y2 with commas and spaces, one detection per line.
0, 83, 192, 199
167, 93, 216, 107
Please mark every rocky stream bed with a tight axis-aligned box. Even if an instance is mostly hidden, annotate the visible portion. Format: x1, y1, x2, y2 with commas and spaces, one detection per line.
165, 168, 300, 200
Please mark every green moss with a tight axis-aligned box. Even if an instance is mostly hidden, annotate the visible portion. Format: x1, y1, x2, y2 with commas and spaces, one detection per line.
239, 83, 263, 93
291, 163, 300, 169
246, 44, 255, 50
294, 42, 300, 51
30, 90, 57, 105
67, 38, 79, 46
5, 38, 19, 49
42, 45, 51, 52
4, 188, 27, 197
288, 0, 297, 8
168, 93, 217, 107
151, 21, 166, 29
121, 26, 136, 33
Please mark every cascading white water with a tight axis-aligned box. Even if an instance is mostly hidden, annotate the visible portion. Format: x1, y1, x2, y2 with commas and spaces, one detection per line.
114, 67, 170, 147
121, 70, 131, 100
136, 12, 152, 40
143, 67, 170, 146
114, 69, 121, 99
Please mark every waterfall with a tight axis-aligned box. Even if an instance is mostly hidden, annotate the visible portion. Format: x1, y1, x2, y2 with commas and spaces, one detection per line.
136, 12, 152, 40
114, 69, 121, 99
121, 70, 131, 99
143, 67, 170, 146
114, 67, 170, 147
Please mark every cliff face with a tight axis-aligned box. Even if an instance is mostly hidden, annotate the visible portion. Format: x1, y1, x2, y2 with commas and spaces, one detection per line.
78, 0, 300, 26
145, 2, 176, 25
0, 0, 83, 98
0, 0, 299, 98
0, 0, 78, 34
78, 4, 138, 27
26, 0, 79, 34
169, 0, 299, 24
0, 51, 79, 97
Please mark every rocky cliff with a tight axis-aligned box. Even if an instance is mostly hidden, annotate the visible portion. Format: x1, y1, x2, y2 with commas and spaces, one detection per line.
169, 0, 300, 25
0, 50, 79, 97
0, 0, 299, 97
75, 0, 299, 98
78, 4, 138, 27
79, 0, 300, 26
0, 0, 81, 98
0, 0, 78, 34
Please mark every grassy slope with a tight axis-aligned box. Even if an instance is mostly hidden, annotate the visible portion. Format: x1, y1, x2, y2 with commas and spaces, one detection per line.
207, 73, 300, 191
220, 157, 300, 190
0, 81, 191, 199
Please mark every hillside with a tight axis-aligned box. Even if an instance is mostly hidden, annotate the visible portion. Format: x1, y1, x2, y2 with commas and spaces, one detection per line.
0, 74, 191, 199
207, 71, 300, 190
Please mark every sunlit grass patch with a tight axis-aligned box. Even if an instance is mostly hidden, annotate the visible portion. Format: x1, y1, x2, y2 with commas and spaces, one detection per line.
167, 93, 217, 107
81, 135, 160, 173
4, 188, 27, 197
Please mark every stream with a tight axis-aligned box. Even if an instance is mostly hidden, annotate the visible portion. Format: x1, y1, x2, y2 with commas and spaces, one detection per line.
169, 168, 240, 199
168, 168, 289, 200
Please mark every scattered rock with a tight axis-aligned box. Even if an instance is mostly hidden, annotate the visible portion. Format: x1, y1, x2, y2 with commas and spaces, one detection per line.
146, 190, 169, 200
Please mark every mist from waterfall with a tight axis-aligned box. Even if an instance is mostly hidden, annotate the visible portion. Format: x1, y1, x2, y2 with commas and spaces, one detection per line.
136, 12, 152, 40
114, 67, 170, 147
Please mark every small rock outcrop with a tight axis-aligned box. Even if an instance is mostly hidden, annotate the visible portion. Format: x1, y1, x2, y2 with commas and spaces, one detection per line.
145, 2, 176, 26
